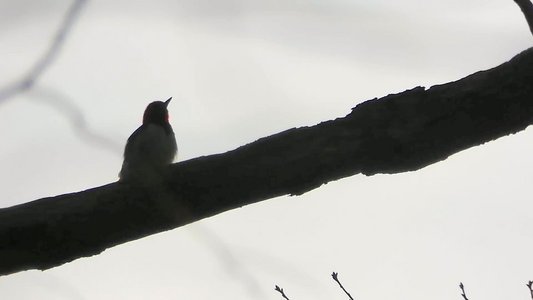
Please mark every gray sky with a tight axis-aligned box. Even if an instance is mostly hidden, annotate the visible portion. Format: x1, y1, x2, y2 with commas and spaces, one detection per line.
0, 0, 532, 299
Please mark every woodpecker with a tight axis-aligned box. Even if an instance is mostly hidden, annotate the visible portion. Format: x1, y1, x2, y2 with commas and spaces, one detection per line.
119, 97, 177, 182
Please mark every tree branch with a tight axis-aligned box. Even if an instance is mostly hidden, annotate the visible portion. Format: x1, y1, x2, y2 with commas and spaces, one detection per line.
514, 0, 533, 37
0, 48, 532, 276
459, 282, 469, 300
275, 285, 291, 300
332, 272, 355, 300
0, 0, 87, 103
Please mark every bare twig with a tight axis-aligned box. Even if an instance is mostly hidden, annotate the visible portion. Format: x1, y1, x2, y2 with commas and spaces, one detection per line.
527, 280, 533, 300
0, 0, 87, 102
513, 0, 533, 37
275, 285, 291, 300
332, 272, 354, 300
459, 282, 469, 300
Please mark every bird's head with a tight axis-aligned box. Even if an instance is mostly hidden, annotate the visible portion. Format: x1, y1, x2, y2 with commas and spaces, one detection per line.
143, 97, 172, 125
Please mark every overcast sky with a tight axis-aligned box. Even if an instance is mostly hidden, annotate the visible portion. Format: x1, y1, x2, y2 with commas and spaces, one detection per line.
0, 0, 532, 299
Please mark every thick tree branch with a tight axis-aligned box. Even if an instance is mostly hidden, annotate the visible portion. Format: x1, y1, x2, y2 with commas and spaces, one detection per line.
0, 47, 532, 276
514, 0, 533, 37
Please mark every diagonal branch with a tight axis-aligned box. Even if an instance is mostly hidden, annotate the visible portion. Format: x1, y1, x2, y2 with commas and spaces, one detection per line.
332, 272, 354, 300
514, 0, 533, 37
459, 282, 469, 300
0, 0, 87, 103
0, 48, 532, 276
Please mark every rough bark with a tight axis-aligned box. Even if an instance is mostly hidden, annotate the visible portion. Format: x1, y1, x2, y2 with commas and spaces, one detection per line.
0, 47, 532, 276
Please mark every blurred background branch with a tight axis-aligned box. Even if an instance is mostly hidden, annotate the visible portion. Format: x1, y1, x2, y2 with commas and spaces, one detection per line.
0, 0, 86, 103
26, 86, 123, 154
0, 0, 121, 155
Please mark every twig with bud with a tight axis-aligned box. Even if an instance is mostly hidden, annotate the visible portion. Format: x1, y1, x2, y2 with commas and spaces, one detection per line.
275, 285, 291, 300
459, 282, 469, 300
332, 272, 354, 300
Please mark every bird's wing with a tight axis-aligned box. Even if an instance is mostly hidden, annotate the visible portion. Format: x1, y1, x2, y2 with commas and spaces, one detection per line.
124, 124, 175, 165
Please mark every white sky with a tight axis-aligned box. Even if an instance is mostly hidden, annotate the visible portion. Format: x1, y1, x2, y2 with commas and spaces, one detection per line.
0, 0, 532, 299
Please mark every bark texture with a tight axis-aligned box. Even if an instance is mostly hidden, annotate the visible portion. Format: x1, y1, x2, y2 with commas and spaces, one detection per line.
1, 47, 532, 276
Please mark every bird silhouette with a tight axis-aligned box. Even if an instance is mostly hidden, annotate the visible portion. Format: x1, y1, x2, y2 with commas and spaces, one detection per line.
119, 97, 177, 182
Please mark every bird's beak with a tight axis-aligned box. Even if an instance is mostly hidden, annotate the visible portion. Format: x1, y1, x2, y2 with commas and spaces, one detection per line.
165, 97, 172, 107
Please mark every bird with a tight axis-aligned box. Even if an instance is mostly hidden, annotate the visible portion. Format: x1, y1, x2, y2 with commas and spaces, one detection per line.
119, 97, 177, 182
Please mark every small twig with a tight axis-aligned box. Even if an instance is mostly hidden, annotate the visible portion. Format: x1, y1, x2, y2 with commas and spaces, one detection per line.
459, 282, 469, 300
275, 285, 291, 300
526, 280, 533, 300
332, 272, 354, 300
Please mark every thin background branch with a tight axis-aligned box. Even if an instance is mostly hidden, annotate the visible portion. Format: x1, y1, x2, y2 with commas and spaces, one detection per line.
0, 0, 121, 154
0, 0, 87, 103
27, 86, 123, 155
